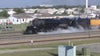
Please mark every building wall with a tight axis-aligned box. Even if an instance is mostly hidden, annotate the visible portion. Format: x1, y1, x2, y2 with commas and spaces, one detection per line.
58, 46, 76, 56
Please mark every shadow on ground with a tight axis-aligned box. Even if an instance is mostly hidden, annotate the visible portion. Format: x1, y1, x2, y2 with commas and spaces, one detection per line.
47, 52, 58, 56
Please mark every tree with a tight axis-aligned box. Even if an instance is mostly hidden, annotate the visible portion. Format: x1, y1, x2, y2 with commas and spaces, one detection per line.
0, 10, 9, 17
13, 8, 25, 14
62, 11, 69, 15
80, 8, 85, 13
34, 10, 38, 13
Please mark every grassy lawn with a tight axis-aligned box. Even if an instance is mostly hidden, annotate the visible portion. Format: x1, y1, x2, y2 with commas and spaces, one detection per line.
0, 23, 29, 33
0, 49, 58, 56
91, 53, 100, 56
0, 39, 99, 56
0, 38, 100, 50
0, 49, 100, 56
12, 23, 29, 31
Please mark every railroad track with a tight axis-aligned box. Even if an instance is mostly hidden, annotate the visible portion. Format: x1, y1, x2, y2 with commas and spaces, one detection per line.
0, 30, 100, 45
0, 35, 99, 45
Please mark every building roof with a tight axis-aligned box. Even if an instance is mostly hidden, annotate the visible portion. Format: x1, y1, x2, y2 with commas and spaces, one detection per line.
13, 13, 33, 19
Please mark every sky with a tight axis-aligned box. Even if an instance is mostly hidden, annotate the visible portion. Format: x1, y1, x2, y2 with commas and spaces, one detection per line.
0, 0, 99, 8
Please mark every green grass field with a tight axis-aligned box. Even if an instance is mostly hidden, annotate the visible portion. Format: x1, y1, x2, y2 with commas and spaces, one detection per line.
0, 49, 58, 56
0, 38, 99, 56
0, 38, 100, 50
0, 23, 29, 33
0, 49, 99, 56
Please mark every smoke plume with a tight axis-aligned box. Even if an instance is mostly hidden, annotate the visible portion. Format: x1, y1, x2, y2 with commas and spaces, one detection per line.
38, 26, 84, 35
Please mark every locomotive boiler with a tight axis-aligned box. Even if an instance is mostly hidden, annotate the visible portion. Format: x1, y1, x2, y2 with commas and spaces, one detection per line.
24, 18, 90, 34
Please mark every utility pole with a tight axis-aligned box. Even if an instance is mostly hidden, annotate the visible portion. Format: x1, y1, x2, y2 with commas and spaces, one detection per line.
85, 0, 91, 38
85, 0, 89, 16
86, 0, 88, 9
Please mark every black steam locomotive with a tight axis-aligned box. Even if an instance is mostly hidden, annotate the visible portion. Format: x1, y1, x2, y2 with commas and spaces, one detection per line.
24, 18, 90, 34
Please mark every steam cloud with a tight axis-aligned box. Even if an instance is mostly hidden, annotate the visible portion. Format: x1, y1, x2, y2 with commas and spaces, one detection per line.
38, 26, 84, 35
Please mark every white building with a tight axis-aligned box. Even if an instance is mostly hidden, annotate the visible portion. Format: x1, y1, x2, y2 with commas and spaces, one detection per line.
8, 13, 34, 24
47, 8, 58, 14
0, 14, 35, 24
0, 17, 8, 24
90, 5, 97, 10
66, 9, 74, 15
56, 8, 65, 14
40, 4, 53, 7
37, 9, 48, 14
83, 4, 100, 18
36, 8, 58, 15
24, 9, 36, 13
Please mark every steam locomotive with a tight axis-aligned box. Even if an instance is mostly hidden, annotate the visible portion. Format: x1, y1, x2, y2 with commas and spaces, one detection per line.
24, 18, 90, 34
